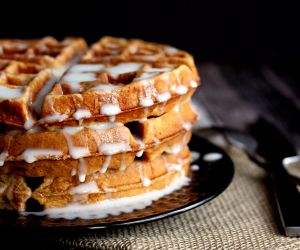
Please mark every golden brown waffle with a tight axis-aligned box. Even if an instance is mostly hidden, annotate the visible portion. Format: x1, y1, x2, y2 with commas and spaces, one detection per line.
0, 131, 191, 177
0, 175, 31, 211
0, 37, 87, 128
40, 37, 199, 126
0, 148, 191, 211
0, 98, 196, 164
0, 37, 86, 68
0, 36, 200, 214
82, 36, 199, 80
42, 89, 194, 128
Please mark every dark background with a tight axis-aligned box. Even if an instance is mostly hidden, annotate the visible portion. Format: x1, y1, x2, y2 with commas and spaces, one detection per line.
1, 1, 299, 63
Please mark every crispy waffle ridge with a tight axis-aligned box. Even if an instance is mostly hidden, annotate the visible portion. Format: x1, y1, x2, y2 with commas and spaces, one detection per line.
40, 36, 200, 127
0, 37, 87, 128
0, 147, 191, 211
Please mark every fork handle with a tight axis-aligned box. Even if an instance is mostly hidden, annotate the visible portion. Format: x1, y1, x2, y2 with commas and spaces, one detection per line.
272, 162, 300, 236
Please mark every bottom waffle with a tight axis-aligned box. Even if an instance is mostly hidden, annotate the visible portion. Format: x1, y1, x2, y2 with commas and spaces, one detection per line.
27, 169, 190, 219
0, 148, 191, 212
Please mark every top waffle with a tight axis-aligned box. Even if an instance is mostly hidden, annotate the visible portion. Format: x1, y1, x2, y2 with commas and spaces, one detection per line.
40, 37, 200, 127
82, 37, 199, 79
0, 37, 87, 128
0, 36, 199, 129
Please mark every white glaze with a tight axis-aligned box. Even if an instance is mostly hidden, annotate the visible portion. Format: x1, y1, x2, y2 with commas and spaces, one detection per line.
190, 80, 198, 88
68, 146, 90, 159
27, 127, 43, 135
89, 84, 122, 91
73, 109, 92, 120
62, 126, 83, 135
174, 105, 180, 113
145, 68, 172, 73
139, 97, 154, 107
6, 43, 28, 50
0, 86, 23, 99
63, 132, 90, 159
134, 72, 159, 81
203, 152, 223, 162
23, 175, 190, 219
183, 122, 192, 131
52, 61, 73, 78
69, 64, 104, 72
0, 151, 9, 167
78, 158, 88, 182
191, 151, 200, 162
156, 92, 171, 102
62, 81, 83, 92
62, 72, 97, 83
86, 122, 121, 130
105, 63, 142, 78
138, 163, 151, 187
191, 164, 200, 171
62, 72, 97, 92
20, 149, 64, 163
165, 144, 182, 154
129, 46, 138, 54
0, 186, 6, 194
71, 168, 77, 176
182, 132, 189, 147
99, 155, 112, 174
136, 150, 144, 157
133, 135, 146, 150
141, 177, 151, 187
166, 163, 182, 172
164, 46, 178, 53
119, 154, 126, 171
119, 164, 126, 171
41, 114, 68, 123
138, 117, 148, 123
69, 181, 99, 195
100, 103, 121, 116
23, 118, 36, 130
173, 103, 192, 132
99, 143, 131, 155
175, 85, 188, 95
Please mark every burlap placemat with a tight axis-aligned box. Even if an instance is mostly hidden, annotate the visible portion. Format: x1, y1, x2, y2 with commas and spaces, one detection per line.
24, 146, 297, 250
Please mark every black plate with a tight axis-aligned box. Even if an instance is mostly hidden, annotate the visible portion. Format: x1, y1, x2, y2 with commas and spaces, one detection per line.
0, 134, 234, 231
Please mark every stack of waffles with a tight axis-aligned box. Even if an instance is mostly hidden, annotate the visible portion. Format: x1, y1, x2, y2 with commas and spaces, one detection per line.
0, 37, 200, 218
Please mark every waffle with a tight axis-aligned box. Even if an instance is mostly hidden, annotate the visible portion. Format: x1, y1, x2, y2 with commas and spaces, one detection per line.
0, 36, 200, 215
0, 98, 196, 163
40, 37, 199, 126
0, 131, 191, 177
0, 37, 87, 128
0, 148, 190, 211
82, 37, 199, 80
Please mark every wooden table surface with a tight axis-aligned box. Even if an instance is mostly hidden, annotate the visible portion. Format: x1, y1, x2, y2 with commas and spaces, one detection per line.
194, 62, 300, 150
